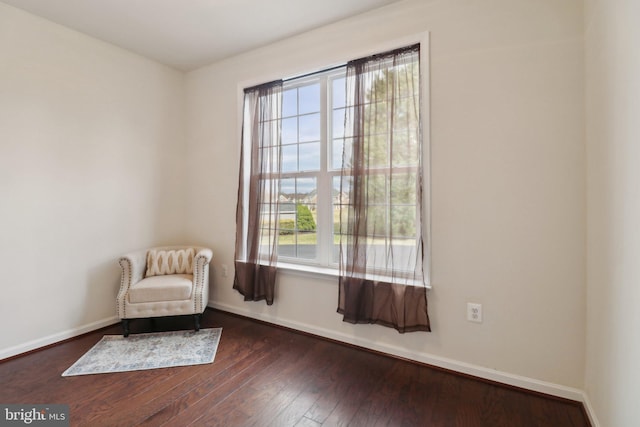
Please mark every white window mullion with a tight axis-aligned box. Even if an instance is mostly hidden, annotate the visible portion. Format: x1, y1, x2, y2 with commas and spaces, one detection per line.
316, 75, 332, 268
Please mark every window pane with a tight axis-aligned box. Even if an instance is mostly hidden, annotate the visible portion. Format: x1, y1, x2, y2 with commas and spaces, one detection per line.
279, 214, 295, 232
259, 195, 278, 256
365, 134, 389, 168
367, 174, 387, 205
282, 117, 297, 144
332, 137, 352, 170
343, 105, 355, 137
262, 179, 278, 204
299, 83, 320, 114
332, 108, 345, 138
258, 203, 273, 229
299, 113, 320, 142
258, 120, 275, 147
332, 175, 349, 263
390, 206, 417, 238
389, 243, 418, 273
332, 139, 343, 170
277, 198, 296, 258
364, 101, 389, 136
297, 199, 317, 260
295, 234, 317, 259
296, 177, 316, 201
280, 178, 296, 199
281, 144, 297, 172
299, 142, 320, 171
391, 131, 419, 167
333, 175, 352, 205
283, 89, 297, 117
278, 177, 318, 261
259, 146, 279, 174
366, 205, 388, 237
392, 96, 418, 131
259, 228, 275, 256
390, 173, 417, 205
332, 77, 346, 108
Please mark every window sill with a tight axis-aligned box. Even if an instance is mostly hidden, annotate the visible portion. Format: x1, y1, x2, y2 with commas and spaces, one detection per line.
274, 261, 432, 289
276, 261, 339, 279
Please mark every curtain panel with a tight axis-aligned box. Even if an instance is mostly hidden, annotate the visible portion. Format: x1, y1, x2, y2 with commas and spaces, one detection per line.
337, 44, 430, 332
233, 80, 283, 305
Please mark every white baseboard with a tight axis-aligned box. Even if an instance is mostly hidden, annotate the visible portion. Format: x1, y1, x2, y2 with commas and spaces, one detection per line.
0, 316, 119, 361
580, 391, 601, 427
209, 301, 587, 403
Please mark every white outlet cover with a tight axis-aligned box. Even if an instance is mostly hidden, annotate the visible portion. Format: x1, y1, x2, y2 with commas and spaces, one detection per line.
467, 303, 482, 323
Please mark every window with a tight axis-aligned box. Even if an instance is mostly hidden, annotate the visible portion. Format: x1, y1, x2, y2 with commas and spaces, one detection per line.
237, 43, 426, 283
235, 43, 429, 331
269, 71, 348, 268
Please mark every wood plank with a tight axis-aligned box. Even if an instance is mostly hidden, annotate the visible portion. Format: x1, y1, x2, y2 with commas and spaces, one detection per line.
0, 309, 591, 427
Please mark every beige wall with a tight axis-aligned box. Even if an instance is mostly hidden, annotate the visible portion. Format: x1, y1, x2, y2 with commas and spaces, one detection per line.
585, 0, 640, 425
186, 0, 586, 392
0, 0, 595, 410
0, 3, 186, 357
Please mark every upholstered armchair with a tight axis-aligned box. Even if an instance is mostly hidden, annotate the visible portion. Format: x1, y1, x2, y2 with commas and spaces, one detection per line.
117, 245, 212, 337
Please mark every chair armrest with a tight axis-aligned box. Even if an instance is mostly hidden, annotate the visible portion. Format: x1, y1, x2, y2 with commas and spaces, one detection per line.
117, 249, 147, 319
194, 248, 213, 265
118, 250, 147, 298
192, 248, 212, 313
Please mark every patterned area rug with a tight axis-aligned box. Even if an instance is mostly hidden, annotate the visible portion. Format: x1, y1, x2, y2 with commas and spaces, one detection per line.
62, 328, 222, 376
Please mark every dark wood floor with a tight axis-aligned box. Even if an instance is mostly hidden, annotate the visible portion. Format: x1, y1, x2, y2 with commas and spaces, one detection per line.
0, 309, 589, 427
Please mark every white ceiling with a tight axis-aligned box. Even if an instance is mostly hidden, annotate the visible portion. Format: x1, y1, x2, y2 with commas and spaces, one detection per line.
1, 0, 404, 71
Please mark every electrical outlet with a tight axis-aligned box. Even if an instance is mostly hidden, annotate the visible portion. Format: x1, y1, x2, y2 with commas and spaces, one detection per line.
221, 264, 228, 278
467, 303, 482, 323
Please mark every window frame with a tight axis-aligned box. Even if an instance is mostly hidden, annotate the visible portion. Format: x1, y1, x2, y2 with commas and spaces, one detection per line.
236, 34, 431, 287
271, 69, 344, 270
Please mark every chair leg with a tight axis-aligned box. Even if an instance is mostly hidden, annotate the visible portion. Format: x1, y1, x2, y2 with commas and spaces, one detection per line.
194, 314, 201, 332
122, 319, 130, 337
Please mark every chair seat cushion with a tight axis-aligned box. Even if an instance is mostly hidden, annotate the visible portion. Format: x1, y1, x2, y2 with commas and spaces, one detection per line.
128, 274, 194, 303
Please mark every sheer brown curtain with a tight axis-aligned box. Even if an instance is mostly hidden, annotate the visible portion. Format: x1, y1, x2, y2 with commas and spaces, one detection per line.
337, 44, 430, 332
234, 80, 283, 305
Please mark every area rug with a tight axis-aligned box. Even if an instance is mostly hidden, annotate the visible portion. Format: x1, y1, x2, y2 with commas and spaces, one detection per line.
62, 328, 222, 376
